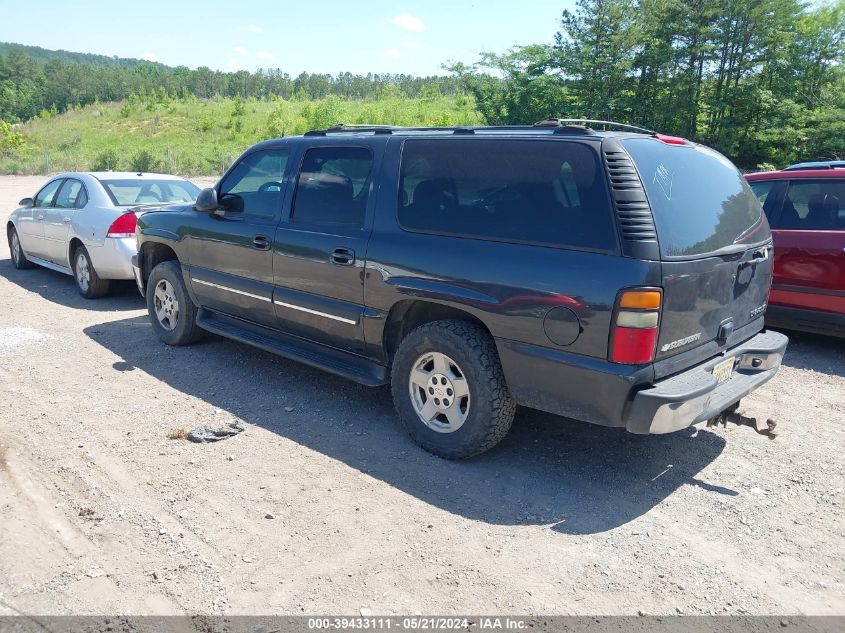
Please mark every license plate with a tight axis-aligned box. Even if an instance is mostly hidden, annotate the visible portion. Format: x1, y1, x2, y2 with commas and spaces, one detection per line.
712, 357, 735, 383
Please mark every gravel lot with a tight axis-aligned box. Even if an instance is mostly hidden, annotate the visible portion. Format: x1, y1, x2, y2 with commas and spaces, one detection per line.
0, 175, 843, 616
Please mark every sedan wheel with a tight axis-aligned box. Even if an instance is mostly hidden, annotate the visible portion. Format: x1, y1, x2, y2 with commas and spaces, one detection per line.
75, 251, 91, 293
7, 227, 35, 269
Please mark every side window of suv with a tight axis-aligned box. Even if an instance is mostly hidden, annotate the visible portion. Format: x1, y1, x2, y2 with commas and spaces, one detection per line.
291, 147, 373, 228
748, 180, 783, 223
778, 180, 844, 230
398, 139, 616, 250
219, 149, 289, 218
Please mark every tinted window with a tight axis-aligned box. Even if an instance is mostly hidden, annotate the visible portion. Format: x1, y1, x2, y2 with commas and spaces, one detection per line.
623, 139, 767, 257
398, 139, 616, 250
777, 180, 845, 230
100, 179, 200, 206
748, 180, 785, 224
34, 179, 63, 207
292, 147, 373, 228
219, 149, 289, 218
55, 179, 84, 209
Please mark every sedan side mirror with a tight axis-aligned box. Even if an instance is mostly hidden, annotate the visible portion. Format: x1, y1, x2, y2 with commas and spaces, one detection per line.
19, 197, 34, 208
194, 188, 219, 212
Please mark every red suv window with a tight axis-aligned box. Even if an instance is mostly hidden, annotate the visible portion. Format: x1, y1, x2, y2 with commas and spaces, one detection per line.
774, 179, 845, 230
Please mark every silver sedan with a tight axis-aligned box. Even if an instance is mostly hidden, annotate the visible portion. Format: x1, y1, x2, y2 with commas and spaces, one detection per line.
6, 172, 200, 298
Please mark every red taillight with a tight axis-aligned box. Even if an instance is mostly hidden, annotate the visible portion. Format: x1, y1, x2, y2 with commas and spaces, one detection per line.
611, 327, 659, 364
107, 213, 137, 237
610, 289, 662, 364
654, 133, 687, 145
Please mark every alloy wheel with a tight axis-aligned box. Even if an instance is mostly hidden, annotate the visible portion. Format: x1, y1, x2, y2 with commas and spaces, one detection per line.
408, 351, 471, 433
153, 279, 180, 331
75, 252, 91, 293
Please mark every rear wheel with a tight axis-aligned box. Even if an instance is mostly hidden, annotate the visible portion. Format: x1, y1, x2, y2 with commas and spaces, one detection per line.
146, 260, 203, 346
73, 245, 110, 299
391, 319, 516, 459
8, 227, 35, 269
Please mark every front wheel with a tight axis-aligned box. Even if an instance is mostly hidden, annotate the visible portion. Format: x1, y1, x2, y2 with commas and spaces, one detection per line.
391, 320, 516, 459
146, 260, 203, 346
8, 226, 35, 269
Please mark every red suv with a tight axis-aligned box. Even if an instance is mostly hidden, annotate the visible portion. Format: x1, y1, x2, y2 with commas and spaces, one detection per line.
746, 162, 845, 337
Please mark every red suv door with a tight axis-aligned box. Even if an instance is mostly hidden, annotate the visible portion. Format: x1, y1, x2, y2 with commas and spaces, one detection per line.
766, 178, 845, 326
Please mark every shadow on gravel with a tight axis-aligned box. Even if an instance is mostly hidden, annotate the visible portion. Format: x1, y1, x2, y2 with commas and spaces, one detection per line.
0, 257, 143, 311
85, 315, 735, 535
773, 328, 845, 378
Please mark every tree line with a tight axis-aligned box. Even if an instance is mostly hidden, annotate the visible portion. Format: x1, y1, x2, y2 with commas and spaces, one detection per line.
0, 42, 465, 124
3, 0, 844, 172
450, 0, 845, 169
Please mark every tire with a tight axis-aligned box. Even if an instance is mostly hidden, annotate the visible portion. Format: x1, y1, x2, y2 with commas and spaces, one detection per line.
146, 260, 203, 346
72, 245, 110, 299
391, 319, 516, 459
8, 226, 35, 269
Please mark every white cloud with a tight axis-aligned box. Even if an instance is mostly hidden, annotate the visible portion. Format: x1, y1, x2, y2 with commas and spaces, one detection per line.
141, 52, 160, 62
389, 13, 425, 32
386, 48, 401, 59
233, 46, 250, 57
405, 40, 421, 50
255, 51, 273, 60
247, 24, 264, 33
226, 59, 242, 70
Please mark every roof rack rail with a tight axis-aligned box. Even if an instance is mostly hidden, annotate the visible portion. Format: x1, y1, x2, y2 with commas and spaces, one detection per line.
784, 160, 845, 171
535, 119, 657, 135
304, 123, 485, 136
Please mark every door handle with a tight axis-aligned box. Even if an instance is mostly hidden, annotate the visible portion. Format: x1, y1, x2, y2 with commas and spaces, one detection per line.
330, 248, 355, 266
252, 235, 271, 250
36, 215, 44, 221
63, 217, 71, 224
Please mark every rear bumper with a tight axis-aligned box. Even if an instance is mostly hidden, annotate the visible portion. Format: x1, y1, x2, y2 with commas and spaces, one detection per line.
625, 329, 789, 434
87, 237, 136, 280
766, 304, 845, 339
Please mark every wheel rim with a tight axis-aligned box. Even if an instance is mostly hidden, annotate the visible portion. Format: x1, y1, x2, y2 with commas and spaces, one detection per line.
154, 279, 179, 331
408, 351, 470, 433
75, 252, 91, 292
10, 232, 20, 264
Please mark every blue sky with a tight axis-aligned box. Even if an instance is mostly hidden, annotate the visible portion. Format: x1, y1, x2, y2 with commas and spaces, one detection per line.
1, 1, 576, 76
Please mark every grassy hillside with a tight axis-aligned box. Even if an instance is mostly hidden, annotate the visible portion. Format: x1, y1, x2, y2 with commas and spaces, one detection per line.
0, 92, 483, 176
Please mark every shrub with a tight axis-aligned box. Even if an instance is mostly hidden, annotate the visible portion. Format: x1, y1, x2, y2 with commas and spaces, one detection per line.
0, 121, 24, 154
91, 149, 120, 171
129, 149, 160, 173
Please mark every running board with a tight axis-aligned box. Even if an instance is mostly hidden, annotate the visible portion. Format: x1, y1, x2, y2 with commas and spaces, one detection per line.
196, 309, 388, 387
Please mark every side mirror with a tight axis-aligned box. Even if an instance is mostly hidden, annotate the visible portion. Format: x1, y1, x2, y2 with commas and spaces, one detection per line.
194, 188, 219, 212
19, 197, 34, 208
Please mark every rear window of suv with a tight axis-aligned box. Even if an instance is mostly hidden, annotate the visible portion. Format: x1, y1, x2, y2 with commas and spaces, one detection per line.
398, 139, 617, 251
622, 139, 767, 257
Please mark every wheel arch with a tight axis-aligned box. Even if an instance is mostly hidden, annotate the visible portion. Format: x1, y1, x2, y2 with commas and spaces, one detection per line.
383, 299, 492, 363
139, 240, 180, 287
68, 237, 84, 267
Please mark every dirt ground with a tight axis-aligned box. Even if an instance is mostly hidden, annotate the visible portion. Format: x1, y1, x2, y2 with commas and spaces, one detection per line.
0, 175, 843, 616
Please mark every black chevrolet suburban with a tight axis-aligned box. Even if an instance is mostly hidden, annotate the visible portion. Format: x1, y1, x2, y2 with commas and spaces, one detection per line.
133, 120, 788, 458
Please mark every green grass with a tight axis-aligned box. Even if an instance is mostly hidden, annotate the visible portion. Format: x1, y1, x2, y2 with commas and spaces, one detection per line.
0, 93, 483, 176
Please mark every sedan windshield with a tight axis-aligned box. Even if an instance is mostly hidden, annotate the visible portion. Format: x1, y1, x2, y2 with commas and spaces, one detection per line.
99, 179, 200, 206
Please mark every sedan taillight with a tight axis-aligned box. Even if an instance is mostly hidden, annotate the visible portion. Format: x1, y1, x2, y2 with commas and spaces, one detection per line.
107, 213, 137, 238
